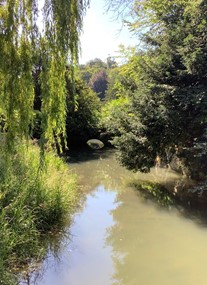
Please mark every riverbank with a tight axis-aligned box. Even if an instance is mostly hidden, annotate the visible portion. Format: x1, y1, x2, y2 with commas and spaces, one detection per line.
0, 142, 79, 285
20, 148, 207, 285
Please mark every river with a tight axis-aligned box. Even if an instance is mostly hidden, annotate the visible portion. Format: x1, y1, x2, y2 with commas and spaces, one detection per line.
22, 149, 207, 285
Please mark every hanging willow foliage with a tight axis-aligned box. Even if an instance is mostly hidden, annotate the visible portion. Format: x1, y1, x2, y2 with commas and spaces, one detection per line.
0, 0, 89, 151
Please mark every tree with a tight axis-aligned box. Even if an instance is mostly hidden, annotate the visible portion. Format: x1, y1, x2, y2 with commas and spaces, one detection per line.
65, 75, 101, 147
105, 48, 143, 101
106, 55, 117, 69
0, 0, 89, 151
106, 0, 207, 178
89, 69, 108, 100
79, 57, 120, 100
105, 67, 123, 101
79, 58, 107, 84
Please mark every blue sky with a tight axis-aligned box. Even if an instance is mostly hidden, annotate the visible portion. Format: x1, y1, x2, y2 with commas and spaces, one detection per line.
79, 0, 137, 64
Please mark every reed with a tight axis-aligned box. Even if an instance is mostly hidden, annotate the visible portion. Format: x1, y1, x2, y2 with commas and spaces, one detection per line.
0, 141, 78, 284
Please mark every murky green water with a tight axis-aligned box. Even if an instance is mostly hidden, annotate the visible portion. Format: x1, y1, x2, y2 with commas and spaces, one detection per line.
23, 149, 207, 285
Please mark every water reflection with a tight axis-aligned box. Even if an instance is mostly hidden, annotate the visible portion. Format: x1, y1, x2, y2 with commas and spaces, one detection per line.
68, 148, 127, 191
20, 149, 207, 285
106, 188, 207, 285
21, 186, 119, 285
19, 229, 73, 285
68, 148, 184, 194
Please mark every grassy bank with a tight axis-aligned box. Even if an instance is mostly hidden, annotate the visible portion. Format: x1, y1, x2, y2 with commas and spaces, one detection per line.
0, 141, 79, 285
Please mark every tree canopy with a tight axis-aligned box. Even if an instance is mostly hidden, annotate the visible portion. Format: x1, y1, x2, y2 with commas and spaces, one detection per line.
0, 0, 89, 151
104, 0, 207, 178
79, 57, 117, 100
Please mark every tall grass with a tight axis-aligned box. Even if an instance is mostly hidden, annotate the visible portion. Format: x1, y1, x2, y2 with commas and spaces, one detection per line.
0, 141, 78, 284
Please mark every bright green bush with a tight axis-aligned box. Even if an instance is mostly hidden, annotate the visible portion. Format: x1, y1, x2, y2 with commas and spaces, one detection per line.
100, 97, 130, 136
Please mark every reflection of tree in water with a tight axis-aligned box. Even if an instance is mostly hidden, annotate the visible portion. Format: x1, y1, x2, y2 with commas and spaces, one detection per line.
70, 149, 134, 193
105, 167, 192, 285
106, 190, 148, 285
20, 149, 190, 285
70, 149, 185, 195
106, 191, 176, 285
70, 149, 189, 285
19, 227, 73, 285
105, 182, 202, 285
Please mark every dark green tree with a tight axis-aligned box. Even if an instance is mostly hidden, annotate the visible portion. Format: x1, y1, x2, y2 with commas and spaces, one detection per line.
107, 0, 207, 178
65, 75, 101, 147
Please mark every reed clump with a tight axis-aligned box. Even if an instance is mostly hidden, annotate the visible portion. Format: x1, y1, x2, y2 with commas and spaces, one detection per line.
0, 141, 78, 284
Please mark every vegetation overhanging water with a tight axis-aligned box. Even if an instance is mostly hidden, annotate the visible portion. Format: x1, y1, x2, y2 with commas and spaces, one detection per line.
1, 0, 207, 284
19, 148, 207, 285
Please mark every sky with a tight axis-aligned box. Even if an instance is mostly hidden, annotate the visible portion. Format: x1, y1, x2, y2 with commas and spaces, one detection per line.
79, 0, 138, 64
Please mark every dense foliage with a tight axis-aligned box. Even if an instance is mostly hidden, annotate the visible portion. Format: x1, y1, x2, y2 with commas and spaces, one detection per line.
32, 64, 101, 148
0, 1, 90, 283
0, 141, 78, 284
79, 57, 117, 100
0, 0, 89, 150
79, 58, 107, 84
66, 75, 101, 147
105, 0, 207, 178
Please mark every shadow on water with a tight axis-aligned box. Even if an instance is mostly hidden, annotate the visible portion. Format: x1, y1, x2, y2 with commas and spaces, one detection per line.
64, 146, 115, 164
19, 148, 207, 285
65, 146, 206, 224
106, 182, 207, 285
128, 178, 207, 229
105, 193, 207, 285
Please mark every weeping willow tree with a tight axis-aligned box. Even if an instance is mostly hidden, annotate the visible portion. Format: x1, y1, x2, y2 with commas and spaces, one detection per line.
0, 0, 89, 151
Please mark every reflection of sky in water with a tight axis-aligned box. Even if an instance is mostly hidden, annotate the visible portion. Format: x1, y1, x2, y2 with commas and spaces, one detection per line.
25, 185, 120, 285
21, 150, 207, 285
61, 186, 119, 285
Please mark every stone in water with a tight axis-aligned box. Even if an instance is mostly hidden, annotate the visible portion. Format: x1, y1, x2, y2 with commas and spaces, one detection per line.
87, 139, 104, 149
